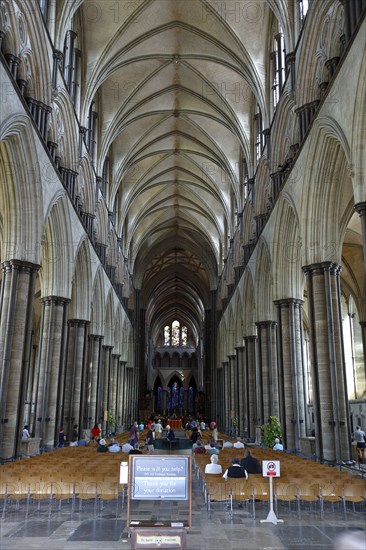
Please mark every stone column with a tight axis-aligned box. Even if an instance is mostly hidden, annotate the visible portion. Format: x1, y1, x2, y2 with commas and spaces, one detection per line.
255, 321, 279, 423
354, 202, 366, 366
34, 296, 69, 449
63, 319, 89, 439
0, 260, 39, 460
222, 361, 230, 432
111, 354, 120, 430
235, 346, 245, 436
303, 262, 351, 462
275, 299, 306, 451
228, 354, 237, 427
88, 335, 103, 427
244, 336, 257, 440
102, 345, 113, 434
117, 360, 126, 429
216, 365, 224, 432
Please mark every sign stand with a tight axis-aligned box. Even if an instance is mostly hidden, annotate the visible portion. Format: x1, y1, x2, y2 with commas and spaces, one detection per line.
260, 460, 284, 525
126, 455, 191, 549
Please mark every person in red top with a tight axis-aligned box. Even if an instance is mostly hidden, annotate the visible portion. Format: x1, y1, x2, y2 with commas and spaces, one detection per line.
91, 424, 101, 440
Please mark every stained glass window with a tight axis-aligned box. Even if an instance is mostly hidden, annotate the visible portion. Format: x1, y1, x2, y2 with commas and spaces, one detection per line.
181, 326, 187, 347
164, 325, 170, 346
157, 386, 162, 412
166, 387, 171, 410
172, 320, 180, 346
172, 382, 179, 409
180, 387, 184, 408
188, 386, 193, 412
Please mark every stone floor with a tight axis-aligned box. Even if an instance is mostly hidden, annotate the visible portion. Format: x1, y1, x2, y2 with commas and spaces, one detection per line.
1, 454, 365, 550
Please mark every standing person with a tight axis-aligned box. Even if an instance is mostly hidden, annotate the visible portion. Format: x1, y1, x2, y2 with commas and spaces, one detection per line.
223, 457, 248, 480
91, 424, 101, 440
210, 421, 218, 442
22, 425, 30, 438
355, 425, 366, 463
154, 420, 162, 439
58, 427, 66, 448
146, 426, 155, 453
72, 424, 78, 441
130, 421, 139, 448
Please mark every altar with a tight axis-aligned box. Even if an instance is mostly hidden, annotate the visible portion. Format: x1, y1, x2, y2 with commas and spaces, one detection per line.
169, 419, 182, 430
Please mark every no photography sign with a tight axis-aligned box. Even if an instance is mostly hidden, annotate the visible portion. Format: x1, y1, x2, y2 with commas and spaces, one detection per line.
262, 460, 280, 477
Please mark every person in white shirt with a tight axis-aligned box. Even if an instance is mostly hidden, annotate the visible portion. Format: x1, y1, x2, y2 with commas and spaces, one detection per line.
108, 439, 121, 452
121, 441, 134, 453
22, 425, 30, 438
204, 454, 222, 474
223, 438, 233, 448
233, 437, 245, 449
154, 420, 163, 439
273, 438, 284, 451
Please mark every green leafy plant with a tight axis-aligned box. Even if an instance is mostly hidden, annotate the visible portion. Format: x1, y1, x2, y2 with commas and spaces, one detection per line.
261, 415, 282, 448
108, 412, 116, 430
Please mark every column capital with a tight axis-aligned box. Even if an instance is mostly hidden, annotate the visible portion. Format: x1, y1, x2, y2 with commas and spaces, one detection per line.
2, 259, 41, 273
102, 345, 113, 351
302, 261, 341, 275
274, 298, 304, 307
112, 353, 121, 359
68, 318, 90, 326
89, 334, 104, 341
234, 346, 245, 352
227, 354, 236, 360
255, 320, 277, 328
244, 335, 257, 343
354, 202, 366, 217
41, 295, 70, 306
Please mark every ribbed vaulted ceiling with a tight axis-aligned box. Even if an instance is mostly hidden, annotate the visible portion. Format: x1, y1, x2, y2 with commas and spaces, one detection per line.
75, 0, 272, 342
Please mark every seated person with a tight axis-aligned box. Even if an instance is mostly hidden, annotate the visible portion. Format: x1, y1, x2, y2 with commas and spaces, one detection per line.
122, 441, 134, 453
240, 450, 262, 474
193, 440, 206, 454
97, 438, 108, 452
223, 438, 233, 448
233, 437, 245, 449
190, 426, 200, 444
129, 448, 142, 454
273, 438, 284, 451
108, 439, 121, 452
223, 457, 248, 479
206, 441, 219, 455
77, 439, 88, 447
205, 454, 222, 474
166, 425, 175, 441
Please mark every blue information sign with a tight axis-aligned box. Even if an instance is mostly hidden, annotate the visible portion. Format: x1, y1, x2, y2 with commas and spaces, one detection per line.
131, 456, 189, 500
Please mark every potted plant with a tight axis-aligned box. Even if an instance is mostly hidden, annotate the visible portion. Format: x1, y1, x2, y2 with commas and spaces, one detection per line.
261, 415, 282, 448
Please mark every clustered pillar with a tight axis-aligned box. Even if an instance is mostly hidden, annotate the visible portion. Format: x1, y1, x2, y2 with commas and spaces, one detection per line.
303, 262, 351, 462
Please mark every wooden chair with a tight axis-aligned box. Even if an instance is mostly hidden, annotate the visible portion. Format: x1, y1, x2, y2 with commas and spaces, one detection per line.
297, 482, 321, 513
75, 482, 100, 516
341, 482, 366, 514
227, 478, 254, 516
274, 481, 300, 517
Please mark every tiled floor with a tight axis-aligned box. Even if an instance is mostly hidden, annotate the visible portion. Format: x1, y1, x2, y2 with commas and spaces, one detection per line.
1, 456, 365, 550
